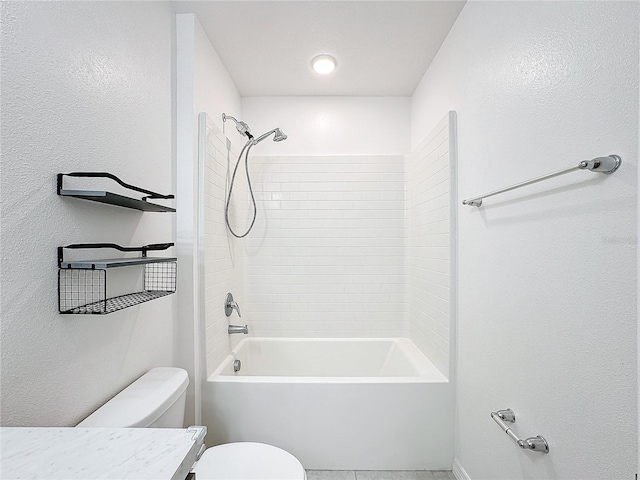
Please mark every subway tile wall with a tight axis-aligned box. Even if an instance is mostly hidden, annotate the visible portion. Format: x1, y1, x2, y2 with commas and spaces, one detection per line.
203, 119, 247, 375
406, 114, 453, 377
202, 117, 454, 377
242, 155, 408, 338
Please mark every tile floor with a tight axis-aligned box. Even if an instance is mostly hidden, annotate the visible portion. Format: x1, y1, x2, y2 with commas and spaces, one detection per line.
306, 471, 456, 480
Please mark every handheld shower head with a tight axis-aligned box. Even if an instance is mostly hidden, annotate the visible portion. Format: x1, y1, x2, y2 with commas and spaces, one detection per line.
223, 116, 288, 239
273, 128, 287, 142
253, 128, 288, 144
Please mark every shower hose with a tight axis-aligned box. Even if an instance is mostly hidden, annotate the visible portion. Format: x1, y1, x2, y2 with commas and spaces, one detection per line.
225, 141, 258, 238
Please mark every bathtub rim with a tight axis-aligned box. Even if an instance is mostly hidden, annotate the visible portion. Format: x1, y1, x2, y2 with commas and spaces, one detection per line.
208, 337, 449, 384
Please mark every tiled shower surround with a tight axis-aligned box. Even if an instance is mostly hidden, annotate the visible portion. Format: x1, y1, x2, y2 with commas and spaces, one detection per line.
244, 154, 408, 337
203, 114, 454, 378
406, 113, 455, 377
202, 117, 247, 374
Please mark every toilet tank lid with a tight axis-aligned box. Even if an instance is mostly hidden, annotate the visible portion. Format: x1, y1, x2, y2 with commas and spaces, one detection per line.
77, 367, 189, 428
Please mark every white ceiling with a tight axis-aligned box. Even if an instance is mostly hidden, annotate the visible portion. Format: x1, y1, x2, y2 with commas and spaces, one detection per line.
172, 1, 466, 97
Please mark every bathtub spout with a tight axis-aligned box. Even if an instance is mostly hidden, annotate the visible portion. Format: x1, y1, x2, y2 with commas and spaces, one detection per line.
228, 324, 249, 335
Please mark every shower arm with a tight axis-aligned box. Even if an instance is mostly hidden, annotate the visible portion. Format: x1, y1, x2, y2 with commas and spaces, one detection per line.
222, 113, 254, 139
222, 113, 239, 125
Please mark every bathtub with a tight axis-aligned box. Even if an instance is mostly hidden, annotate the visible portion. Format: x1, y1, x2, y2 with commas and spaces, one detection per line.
203, 338, 454, 470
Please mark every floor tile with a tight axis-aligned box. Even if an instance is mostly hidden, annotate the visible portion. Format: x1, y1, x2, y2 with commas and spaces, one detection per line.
355, 472, 418, 480
306, 471, 357, 480
305, 471, 455, 480
432, 472, 456, 480
415, 472, 436, 480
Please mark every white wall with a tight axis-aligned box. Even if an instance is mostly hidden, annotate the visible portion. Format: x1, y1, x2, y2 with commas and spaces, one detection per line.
0, 1, 175, 426
175, 14, 243, 422
407, 113, 456, 378
242, 97, 411, 155
243, 154, 407, 338
411, 2, 638, 478
193, 19, 242, 135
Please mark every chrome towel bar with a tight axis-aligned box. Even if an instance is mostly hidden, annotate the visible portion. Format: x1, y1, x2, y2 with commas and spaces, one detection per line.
491, 409, 549, 454
462, 155, 621, 207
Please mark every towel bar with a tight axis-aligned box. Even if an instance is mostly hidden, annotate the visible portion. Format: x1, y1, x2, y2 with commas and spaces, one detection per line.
463, 155, 621, 207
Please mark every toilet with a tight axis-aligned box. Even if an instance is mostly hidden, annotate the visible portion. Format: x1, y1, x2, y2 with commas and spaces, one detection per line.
77, 367, 306, 480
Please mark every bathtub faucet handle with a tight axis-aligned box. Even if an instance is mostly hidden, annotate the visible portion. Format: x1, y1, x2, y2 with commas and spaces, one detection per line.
225, 293, 241, 317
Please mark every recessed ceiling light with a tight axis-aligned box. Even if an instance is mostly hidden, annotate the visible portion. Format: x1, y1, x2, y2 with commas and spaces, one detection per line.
312, 55, 336, 75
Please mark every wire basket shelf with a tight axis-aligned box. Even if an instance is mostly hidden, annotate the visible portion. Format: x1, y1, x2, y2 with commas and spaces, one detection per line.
57, 244, 176, 315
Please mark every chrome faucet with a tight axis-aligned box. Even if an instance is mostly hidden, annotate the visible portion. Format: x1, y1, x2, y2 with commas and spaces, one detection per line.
228, 324, 249, 335
225, 293, 241, 317
225, 293, 247, 334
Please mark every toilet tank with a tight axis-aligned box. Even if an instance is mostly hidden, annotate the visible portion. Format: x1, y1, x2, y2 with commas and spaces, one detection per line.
77, 367, 189, 428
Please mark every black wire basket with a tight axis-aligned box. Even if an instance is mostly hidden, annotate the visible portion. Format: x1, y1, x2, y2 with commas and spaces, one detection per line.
58, 243, 176, 315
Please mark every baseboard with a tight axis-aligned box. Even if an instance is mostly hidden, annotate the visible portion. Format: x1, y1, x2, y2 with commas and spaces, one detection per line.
453, 458, 471, 480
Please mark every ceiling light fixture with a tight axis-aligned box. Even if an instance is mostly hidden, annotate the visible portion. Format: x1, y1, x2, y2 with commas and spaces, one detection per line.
312, 54, 336, 75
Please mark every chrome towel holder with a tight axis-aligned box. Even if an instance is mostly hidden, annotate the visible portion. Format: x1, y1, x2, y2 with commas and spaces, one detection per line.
462, 155, 621, 207
491, 409, 549, 454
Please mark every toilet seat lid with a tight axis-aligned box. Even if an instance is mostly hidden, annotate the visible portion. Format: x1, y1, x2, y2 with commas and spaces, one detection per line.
193, 442, 306, 480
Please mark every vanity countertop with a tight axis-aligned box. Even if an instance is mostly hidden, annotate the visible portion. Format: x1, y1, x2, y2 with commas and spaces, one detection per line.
0, 426, 206, 480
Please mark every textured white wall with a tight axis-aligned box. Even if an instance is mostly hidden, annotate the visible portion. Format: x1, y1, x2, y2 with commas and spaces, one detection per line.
407, 113, 455, 378
0, 1, 175, 426
242, 154, 407, 338
412, 2, 638, 479
242, 97, 411, 155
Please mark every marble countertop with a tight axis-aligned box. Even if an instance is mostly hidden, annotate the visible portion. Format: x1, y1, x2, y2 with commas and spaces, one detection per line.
1, 426, 206, 480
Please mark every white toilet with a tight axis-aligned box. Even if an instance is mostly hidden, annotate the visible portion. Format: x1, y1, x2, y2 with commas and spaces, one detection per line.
77, 367, 306, 480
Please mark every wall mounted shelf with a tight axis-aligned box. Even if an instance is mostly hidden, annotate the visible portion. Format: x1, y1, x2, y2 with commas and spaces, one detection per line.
60, 256, 175, 269
58, 172, 175, 212
58, 243, 176, 315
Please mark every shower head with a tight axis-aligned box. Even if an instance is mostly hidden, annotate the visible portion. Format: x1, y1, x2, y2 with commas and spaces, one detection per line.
273, 128, 287, 142
253, 128, 288, 145
222, 113, 253, 139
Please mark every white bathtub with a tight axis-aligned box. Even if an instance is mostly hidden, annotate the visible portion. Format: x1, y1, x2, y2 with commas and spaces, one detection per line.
203, 338, 454, 470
